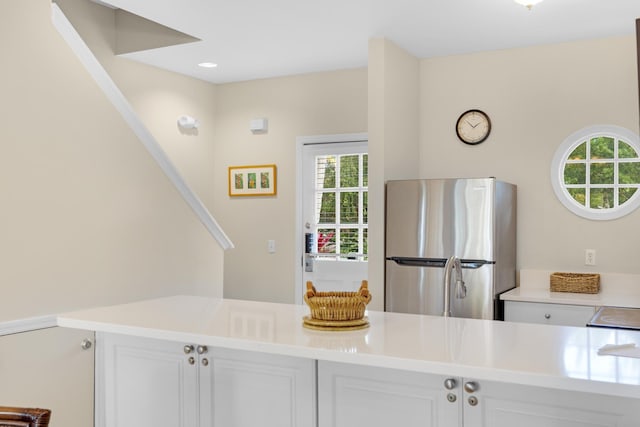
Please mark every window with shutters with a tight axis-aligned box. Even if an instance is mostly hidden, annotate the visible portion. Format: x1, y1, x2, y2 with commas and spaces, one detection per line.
314, 152, 368, 261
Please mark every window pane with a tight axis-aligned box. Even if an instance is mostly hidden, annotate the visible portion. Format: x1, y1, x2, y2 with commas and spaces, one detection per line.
317, 156, 335, 189
564, 163, 586, 184
317, 229, 335, 253
363, 191, 368, 224
569, 142, 586, 160
363, 228, 368, 257
363, 154, 368, 186
568, 188, 585, 206
340, 192, 359, 224
619, 188, 638, 205
340, 155, 359, 187
339, 228, 358, 256
590, 137, 614, 159
590, 163, 614, 185
318, 192, 335, 223
590, 188, 614, 209
619, 162, 640, 184
619, 141, 638, 159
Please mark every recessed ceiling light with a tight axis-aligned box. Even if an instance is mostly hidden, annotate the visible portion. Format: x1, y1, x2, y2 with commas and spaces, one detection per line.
514, 0, 543, 10
198, 62, 218, 68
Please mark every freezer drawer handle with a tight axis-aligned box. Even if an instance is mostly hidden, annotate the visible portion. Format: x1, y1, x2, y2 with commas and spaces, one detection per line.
387, 257, 493, 269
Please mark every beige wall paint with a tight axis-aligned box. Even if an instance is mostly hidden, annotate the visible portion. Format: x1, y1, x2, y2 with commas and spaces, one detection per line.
0, 0, 224, 323
420, 36, 640, 276
214, 70, 367, 303
368, 39, 420, 310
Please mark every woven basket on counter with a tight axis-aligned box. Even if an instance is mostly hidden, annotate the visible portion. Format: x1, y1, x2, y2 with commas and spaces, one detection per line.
549, 272, 600, 294
304, 280, 371, 321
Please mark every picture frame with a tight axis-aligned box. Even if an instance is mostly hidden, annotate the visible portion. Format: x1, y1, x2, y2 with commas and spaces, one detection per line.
228, 164, 277, 197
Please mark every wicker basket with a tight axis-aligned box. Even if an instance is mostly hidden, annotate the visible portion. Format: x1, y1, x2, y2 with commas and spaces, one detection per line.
549, 272, 600, 294
304, 280, 372, 321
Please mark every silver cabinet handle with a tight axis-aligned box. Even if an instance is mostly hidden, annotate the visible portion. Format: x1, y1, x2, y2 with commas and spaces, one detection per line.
197, 345, 208, 355
188, 356, 196, 365
184, 345, 195, 354
464, 381, 479, 393
202, 358, 209, 367
444, 378, 457, 390
80, 339, 92, 350
544, 313, 551, 319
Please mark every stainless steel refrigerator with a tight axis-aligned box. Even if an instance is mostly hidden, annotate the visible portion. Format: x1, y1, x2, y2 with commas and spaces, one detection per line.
385, 178, 516, 320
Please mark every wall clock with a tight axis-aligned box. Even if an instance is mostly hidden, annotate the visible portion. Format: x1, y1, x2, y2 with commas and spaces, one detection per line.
455, 109, 491, 145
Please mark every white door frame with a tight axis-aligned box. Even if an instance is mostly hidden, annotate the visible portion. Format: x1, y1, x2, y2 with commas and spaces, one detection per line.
294, 132, 368, 304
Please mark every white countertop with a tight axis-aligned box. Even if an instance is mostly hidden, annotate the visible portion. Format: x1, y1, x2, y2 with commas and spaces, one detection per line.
57, 295, 640, 399
501, 269, 640, 307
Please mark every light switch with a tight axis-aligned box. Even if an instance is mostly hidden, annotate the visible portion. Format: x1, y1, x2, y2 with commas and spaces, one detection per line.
267, 240, 276, 254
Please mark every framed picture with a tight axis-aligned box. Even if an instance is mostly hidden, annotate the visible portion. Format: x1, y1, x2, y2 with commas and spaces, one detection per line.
228, 164, 277, 197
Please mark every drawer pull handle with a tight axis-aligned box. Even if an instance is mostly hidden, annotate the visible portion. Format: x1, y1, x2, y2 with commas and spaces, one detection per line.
544, 313, 551, 319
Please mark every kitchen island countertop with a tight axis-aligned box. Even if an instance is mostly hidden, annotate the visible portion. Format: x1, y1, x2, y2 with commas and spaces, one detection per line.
57, 295, 640, 399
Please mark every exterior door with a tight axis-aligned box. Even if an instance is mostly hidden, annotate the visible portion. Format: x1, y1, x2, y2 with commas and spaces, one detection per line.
301, 138, 368, 295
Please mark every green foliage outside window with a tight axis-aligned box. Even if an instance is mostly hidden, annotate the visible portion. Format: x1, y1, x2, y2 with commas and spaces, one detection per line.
316, 153, 368, 258
562, 136, 640, 209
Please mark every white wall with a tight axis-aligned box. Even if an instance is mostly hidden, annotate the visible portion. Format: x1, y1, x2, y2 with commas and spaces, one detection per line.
214, 70, 367, 303
0, 0, 224, 323
368, 39, 420, 310
420, 36, 640, 276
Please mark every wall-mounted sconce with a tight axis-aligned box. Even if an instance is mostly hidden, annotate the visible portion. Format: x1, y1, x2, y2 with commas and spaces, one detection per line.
250, 118, 268, 134
177, 115, 200, 130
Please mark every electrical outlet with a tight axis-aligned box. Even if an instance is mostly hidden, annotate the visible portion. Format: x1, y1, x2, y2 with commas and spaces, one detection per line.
585, 249, 596, 266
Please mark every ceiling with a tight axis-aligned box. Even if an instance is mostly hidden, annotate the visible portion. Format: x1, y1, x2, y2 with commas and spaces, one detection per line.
96, 0, 640, 84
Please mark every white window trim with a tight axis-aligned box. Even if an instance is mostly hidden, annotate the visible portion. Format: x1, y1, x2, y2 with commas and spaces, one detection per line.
550, 125, 640, 220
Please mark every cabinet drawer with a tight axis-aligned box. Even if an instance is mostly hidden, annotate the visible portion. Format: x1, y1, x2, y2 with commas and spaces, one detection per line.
504, 301, 595, 326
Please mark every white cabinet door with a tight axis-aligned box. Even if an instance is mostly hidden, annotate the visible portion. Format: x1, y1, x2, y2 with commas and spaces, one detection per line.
0, 327, 94, 427
463, 378, 640, 427
99, 333, 316, 427
98, 333, 198, 427
318, 361, 460, 427
208, 347, 316, 427
504, 301, 595, 326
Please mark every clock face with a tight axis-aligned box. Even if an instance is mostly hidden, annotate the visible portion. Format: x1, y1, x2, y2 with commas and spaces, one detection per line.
456, 110, 491, 145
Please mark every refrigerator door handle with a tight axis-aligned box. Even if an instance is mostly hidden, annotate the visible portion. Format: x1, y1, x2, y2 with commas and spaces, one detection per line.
460, 259, 495, 269
386, 257, 494, 269
386, 257, 446, 267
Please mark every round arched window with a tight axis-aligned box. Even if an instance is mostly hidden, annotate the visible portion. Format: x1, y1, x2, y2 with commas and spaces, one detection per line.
551, 125, 640, 220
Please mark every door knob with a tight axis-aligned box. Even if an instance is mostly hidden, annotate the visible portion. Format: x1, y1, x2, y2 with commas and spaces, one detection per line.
197, 345, 208, 354
464, 381, 479, 393
184, 345, 195, 354
444, 378, 457, 390
80, 339, 92, 350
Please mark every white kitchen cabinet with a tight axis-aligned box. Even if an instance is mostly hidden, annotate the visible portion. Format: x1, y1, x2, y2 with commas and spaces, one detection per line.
209, 347, 316, 427
0, 327, 95, 427
504, 300, 596, 326
97, 333, 315, 427
318, 361, 460, 427
319, 361, 640, 427
465, 377, 640, 427
97, 332, 198, 427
